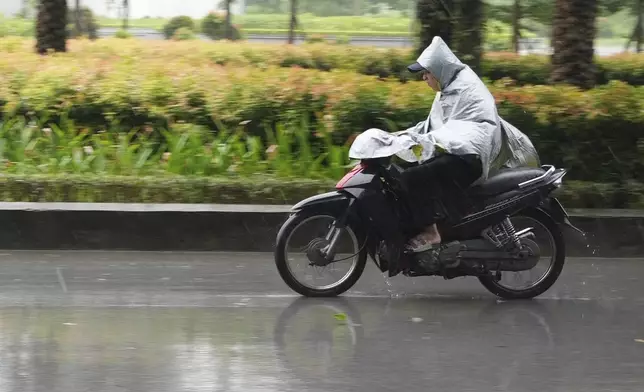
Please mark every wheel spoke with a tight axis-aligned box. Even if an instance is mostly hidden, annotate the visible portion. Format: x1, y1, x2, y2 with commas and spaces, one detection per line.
281, 214, 362, 293
479, 210, 565, 299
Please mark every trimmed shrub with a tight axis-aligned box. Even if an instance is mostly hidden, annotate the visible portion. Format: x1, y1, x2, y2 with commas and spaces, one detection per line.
201, 11, 243, 41
172, 27, 196, 41
0, 175, 639, 208
305, 34, 327, 44
1, 39, 643, 185
2, 37, 643, 85
67, 6, 100, 40
162, 16, 196, 40
115, 29, 132, 39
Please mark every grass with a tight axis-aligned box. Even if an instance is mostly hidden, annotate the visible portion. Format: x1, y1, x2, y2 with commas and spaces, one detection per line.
99, 13, 415, 34
0, 118, 642, 208
1, 13, 414, 37
1, 12, 636, 48
0, 116, 351, 180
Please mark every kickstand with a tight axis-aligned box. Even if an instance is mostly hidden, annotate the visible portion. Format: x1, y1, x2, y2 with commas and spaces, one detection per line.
494, 266, 502, 282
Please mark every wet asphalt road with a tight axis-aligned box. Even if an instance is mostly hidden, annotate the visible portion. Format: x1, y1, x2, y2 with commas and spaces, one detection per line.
0, 251, 642, 392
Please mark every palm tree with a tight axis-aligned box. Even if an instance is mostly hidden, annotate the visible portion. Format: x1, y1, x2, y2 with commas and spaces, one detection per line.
122, 0, 129, 30
550, 0, 599, 89
288, 0, 298, 44
36, 0, 68, 54
20, 0, 31, 18
74, 0, 81, 36
225, 0, 233, 40
415, 0, 455, 56
629, 0, 642, 53
454, 0, 484, 74
512, 0, 521, 53
415, 0, 484, 73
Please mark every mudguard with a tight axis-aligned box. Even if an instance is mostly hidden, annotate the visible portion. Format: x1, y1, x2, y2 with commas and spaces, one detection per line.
290, 191, 351, 214
537, 197, 584, 235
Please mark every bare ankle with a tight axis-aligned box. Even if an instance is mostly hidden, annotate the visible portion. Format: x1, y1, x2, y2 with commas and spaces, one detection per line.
416, 226, 441, 245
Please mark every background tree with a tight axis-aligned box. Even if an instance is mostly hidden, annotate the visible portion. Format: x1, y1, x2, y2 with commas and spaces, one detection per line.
415, 0, 484, 74
454, 0, 485, 74
550, 0, 599, 89
36, 0, 68, 54
625, 0, 642, 52
106, 0, 130, 30
511, 0, 521, 53
288, 0, 298, 44
75, 0, 81, 35
67, 5, 99, 39
122, 0, 129, 30
21, 0, 31, 18
415, 0, 455, 55
225, 0, 233, 40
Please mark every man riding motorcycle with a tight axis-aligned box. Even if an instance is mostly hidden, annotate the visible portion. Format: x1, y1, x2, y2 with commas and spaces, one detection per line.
393, 36, 540, 272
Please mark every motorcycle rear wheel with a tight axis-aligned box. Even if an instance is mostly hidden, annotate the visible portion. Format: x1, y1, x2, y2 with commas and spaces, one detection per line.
275, 209, 368, 297
478, 207, 566, 300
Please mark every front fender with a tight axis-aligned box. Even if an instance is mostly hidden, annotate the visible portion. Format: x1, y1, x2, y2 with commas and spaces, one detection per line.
291, 191, 352, 213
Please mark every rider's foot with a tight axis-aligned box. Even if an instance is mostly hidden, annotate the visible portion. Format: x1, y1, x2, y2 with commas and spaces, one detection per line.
405, 225, 442, 274
406, 224, 441, 253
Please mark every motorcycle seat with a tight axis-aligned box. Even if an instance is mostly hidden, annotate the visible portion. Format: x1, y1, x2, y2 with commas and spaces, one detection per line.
469, 167, 546, 197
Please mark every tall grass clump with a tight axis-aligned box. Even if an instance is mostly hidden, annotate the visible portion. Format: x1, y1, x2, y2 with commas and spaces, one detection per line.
0, 116, 352, 180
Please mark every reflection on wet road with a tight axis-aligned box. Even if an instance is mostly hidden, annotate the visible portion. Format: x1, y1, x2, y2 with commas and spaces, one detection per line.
0, 251, 641, 392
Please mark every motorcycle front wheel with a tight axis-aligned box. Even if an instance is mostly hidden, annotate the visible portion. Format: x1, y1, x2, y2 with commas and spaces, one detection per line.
274, 208, 368, 297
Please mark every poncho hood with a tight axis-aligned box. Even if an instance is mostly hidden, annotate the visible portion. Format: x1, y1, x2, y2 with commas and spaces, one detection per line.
408, 36, 466, 89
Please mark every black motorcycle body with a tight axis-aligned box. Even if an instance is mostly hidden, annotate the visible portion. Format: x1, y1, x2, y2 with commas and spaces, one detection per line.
275, 155, 580, 299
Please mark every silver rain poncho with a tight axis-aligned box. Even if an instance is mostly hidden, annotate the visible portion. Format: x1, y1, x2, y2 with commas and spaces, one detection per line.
348, 36, 539, 183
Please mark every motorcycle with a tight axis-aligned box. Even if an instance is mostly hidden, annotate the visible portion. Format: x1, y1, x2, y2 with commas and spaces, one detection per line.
274, 129, 582, 300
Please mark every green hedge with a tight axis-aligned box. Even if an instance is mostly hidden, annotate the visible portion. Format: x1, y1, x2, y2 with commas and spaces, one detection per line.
2, 54, 643, 183
0, 175, 641, 209
1, 39, 643, 86
1, 39, 644, 184
0, 175, 333, 204
482, 53, 644, 87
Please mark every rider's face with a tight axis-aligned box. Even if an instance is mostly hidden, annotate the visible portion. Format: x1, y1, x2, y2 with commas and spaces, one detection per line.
423, 71, 440, 91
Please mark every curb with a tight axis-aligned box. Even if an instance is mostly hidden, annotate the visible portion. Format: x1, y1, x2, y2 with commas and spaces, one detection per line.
0, 203, 641, 258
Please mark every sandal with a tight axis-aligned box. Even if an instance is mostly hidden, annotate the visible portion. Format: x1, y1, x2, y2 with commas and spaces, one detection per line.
406, 235, 441, 254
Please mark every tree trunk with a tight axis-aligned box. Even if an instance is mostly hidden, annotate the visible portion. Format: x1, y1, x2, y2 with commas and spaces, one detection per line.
453, 0, 485, 74
636, 0, 643, 53
416, 0, 455, 56
36, 0, 68, 54
74, 0, 81, 36
21, 0, 30, 18
122, 0, 129, 30
550, 0, 598, 89
512, 0, 521, 53
225, 0, 232, 40
288, 0, 298, 44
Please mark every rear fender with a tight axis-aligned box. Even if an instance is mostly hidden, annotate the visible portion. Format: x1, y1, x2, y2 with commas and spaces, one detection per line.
537, 197, 585, 236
